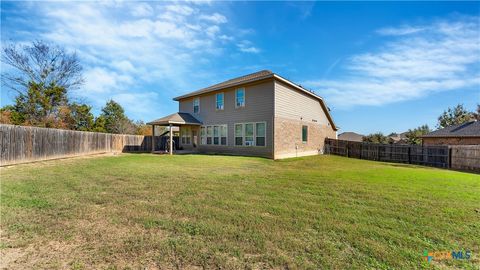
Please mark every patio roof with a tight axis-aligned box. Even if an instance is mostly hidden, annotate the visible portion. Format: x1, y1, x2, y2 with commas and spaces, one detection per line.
147, 112, 202, 126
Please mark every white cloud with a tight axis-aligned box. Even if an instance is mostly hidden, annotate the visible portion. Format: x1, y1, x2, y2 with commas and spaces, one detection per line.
205, 25, 220, 38
112, 60, 135, 72
165, 5, 194, 16
237, 40, 260, 53
159, 4, 196, 23
199, 12, 227, 24
131, 3, 153, 17
304, 16, 480, 108
82, 67, 132, 95
376, 26, 426, 36
219, 34, 234, 41
112, 92, 159, 115
18, 2, 244, 119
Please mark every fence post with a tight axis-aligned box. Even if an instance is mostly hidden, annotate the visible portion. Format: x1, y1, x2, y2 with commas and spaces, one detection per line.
408, 146, 411, 164
448, 147, 452, 169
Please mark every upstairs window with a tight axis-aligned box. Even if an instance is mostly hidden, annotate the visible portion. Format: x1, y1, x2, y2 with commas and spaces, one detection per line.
193, 98, 200, 114
302, 125, 308, 143
216, 93, 224, 110
235, 88, 245, 108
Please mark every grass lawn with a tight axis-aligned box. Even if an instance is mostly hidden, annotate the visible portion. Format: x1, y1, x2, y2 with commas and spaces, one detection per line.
1, 154, 479, 269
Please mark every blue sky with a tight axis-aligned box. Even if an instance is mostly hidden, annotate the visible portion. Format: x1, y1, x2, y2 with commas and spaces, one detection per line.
1, 1, 479, 134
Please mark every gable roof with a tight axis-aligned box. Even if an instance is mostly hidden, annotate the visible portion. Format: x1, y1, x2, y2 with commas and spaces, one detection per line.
338, 132, 364, 142
173, 70, 274, 101
146, 112, 202, 126
422, 120, 480, 138
173, 70, 338, 130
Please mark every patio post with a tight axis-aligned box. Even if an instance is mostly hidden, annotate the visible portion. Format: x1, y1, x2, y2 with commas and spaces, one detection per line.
151, 124, 155, 153
169, 123, 173, 155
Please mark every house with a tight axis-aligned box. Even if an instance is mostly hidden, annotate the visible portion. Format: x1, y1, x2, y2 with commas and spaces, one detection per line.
147, 70, 338, 159
389, 132, 408, 144
421, 120, 480, 145
338, 132, 364, 142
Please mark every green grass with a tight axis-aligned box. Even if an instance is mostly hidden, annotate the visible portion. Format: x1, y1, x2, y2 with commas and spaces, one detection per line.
1, 154, 479, 269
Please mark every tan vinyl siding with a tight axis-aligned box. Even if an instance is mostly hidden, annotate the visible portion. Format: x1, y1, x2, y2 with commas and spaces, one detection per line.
178, 79, 275, 158
273, 80, 336, 159
274, 80, 330, 125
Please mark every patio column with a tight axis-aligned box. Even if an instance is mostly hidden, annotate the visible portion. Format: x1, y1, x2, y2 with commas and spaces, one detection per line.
151, 124, 155, 153
169, 123, 173, 155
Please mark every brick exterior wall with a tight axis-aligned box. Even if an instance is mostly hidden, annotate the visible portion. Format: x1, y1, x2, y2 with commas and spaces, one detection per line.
274, 117, 336, 159
422, 137, 480, 145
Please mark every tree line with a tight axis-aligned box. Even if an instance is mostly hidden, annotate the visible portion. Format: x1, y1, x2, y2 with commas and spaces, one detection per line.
0, 41, 151, 135
363, 104, 480, 144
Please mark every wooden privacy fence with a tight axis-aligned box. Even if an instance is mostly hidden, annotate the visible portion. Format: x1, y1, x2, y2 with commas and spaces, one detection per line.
0, 124, 158, 166
324, 138, 450, 168
450, 145, 480, 172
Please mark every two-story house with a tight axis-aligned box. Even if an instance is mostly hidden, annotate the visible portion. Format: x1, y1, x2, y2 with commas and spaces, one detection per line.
147, 70, 338, 159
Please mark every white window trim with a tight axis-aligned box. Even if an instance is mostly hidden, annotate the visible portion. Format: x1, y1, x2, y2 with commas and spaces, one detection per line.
200, 124, 228, 146
235, 88, 245, 108
193, 97, 200, 114
215, 92, 224, 111
234, 122, 267, 147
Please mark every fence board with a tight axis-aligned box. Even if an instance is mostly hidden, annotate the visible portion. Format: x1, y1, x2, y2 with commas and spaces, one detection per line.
0, 124, 155, 166
325, 138, 450, 168
450, 145, 480, 172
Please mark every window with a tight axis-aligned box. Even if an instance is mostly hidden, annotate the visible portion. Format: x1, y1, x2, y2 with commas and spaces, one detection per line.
256, 122, 266, 146
302, 125, 308, 143
200, 127, 206, 145
221, 125, 227, 145
235, 124, 243, 146
245, 123, 254, 146
234, 122, 267, 147
206, 126, 213, 145
235, 88, 245, 108
181, 126, 191, 145
193, 98, 200, 114
201, 124, 227, 146
213, 126, 219, 145
216, 93, 224, 110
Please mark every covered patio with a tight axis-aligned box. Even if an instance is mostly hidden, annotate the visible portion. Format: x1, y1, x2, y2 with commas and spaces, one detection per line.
147, 112, 202, 155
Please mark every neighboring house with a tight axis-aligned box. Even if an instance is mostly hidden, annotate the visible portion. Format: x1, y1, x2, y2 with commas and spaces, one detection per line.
421, 120, 480, 145
338, 132, 364, 142
147, 70, 338, 159
389, 132, 408, 144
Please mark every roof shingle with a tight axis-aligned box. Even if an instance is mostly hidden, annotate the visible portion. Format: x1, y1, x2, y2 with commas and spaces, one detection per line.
422, 121, 480, 138
170, 70, 338, 130
146, 112, 202, 126
173, 70, 274, 101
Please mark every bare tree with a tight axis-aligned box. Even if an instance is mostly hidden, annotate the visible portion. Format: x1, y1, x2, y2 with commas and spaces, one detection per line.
1, 40, 84, 95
